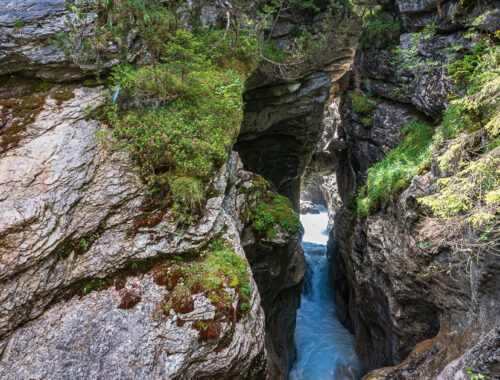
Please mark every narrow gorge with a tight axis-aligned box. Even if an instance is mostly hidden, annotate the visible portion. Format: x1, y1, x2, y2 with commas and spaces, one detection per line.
0, 0, 498, 379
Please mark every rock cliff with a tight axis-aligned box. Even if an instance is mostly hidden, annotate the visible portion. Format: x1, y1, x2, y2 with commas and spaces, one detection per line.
329, 0, 500, 378
0, 81, 272, 377
0, 2, 313, 378
235, 3, 357, 210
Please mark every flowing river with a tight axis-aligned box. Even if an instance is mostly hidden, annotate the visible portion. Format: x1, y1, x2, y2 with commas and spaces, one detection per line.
290, 206, 363, 380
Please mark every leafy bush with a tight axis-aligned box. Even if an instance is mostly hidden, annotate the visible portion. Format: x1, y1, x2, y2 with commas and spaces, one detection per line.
85, 1, 261, 211
419, 46, 500, 228
359, 8, 401, 49
357, 121, 435, 216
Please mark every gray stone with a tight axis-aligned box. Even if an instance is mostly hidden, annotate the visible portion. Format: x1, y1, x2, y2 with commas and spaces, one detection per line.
0, 82, 306, 378
0, 272, 266, 380
0, 0, 142, 81
241, 226, 306, 377
397, 0, 439, 14
331, 2, 500, 378
236, 72, 332, 210
343, 100, 418, 180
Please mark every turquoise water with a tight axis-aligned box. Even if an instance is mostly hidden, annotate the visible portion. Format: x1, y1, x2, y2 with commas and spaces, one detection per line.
290, 207, 363, 380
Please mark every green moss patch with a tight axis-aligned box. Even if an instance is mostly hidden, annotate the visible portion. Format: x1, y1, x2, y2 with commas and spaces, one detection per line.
51, 91, 75, 105
58, 222, 106, 257
0, 75, 54, 99
249, 194, 301, 239
0, 94, 46, 150
152, 239, 251, 326
349, 90, 377, 127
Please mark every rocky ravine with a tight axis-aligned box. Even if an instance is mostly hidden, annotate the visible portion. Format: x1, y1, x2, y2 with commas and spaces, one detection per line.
0, 1, 313, 378
329, 0, 500, 379
235, 3, 357, 210
0, 83, 273, 378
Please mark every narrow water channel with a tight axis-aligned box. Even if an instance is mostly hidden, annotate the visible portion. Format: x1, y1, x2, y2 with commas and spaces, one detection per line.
290, 206, 363, 380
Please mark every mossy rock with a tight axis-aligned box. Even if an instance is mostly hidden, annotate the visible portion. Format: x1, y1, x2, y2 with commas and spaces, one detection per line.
51, 91, 75, 104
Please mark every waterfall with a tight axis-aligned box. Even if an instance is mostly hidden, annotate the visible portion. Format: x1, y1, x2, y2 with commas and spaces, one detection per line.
290, 205, 363, 380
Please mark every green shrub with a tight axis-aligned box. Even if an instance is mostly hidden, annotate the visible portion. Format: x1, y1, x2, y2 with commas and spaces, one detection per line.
79, 0, 264, 209
97, 54, 247, 201
349, 90, 376, 127
447, 41, 489, 90
357, 121, 435, 216
417, 41, 499, 254
359, 8, 401, 49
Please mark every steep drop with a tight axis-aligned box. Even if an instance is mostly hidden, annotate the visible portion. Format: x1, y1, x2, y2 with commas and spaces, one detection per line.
290, 207, 363, 380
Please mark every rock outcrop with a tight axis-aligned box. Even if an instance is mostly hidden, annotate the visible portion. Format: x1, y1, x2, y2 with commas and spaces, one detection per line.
242, 226, 306, 377
0, 1, 315, 378
0, 0, 133, 81
236, 72, 333, 210
0, 82, 269, 377
328, 0, 500, 378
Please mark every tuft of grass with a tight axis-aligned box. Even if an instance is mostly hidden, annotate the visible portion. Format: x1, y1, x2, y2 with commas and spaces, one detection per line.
169, 176, 204, 213
357, 121, 435, 216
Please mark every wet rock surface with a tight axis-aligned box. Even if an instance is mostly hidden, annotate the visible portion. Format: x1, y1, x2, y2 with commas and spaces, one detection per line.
236, 72, 332, 210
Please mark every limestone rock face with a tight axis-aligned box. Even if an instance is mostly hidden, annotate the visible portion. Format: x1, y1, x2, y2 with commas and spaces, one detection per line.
332, 168, 500, 378
0, 0, 134, 81
300, 98, 346, 224
0, 272, 266, 380
343, 101, 418, 181
0, 82, 306, 378
0, 1, 313, 377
